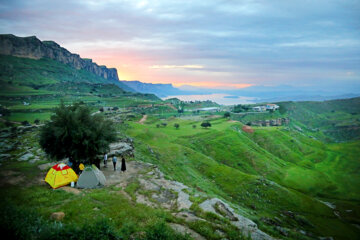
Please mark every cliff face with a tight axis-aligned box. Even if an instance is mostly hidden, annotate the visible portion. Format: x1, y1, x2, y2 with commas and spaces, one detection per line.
0, 34, 119, 82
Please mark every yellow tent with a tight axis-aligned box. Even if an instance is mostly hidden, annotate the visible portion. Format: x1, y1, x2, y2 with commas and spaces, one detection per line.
45, 163, 78, 189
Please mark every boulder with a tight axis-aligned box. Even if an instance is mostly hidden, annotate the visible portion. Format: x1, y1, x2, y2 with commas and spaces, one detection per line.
18, 152, 34, 161
199, 198, 273, 240
108, 142, 133, 157
50, 212, 65, 221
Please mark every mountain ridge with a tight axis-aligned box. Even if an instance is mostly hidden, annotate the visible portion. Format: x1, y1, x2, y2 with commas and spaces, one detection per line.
0, 34, 136, 92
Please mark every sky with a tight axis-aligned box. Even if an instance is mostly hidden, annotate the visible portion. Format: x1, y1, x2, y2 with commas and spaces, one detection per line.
0, 0, 359, 92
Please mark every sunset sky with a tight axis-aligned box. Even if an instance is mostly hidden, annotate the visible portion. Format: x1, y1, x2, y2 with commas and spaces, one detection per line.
0, 0, 359, 91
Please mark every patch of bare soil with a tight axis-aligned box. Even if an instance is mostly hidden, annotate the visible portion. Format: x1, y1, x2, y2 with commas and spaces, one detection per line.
138, 115, 147, 124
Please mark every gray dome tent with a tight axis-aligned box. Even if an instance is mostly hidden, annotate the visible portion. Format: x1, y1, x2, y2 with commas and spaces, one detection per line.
77, 165, 106, 188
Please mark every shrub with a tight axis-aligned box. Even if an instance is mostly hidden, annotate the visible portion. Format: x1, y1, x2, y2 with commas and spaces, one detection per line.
21, 120, 30, 126
5, 120, 13, 127
34, 119, 40, 124
201, 121, 211, 128
144, 221, 190, 240
161, 123, 167, 127
192, 125, 197, 129
224, 112, 230, 118
156, 124, 160, 128
174, 123, 180, 129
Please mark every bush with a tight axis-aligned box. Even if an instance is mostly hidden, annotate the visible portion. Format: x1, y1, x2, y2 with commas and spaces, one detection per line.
21, 120, 30, 126
5, 120, 13, 127
34, 119, 40, 124
224, 112, 230, 118
156, 124, 160, 128
174, 123, 180, 129
201, 121, 211, 128
161, 123, 167, 127
192, 125, 197, 129
0, 106, 11, 116
144, 221, 190, 240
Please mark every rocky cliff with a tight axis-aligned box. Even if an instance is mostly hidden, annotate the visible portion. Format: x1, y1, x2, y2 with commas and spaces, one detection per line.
0, 34, 119, 82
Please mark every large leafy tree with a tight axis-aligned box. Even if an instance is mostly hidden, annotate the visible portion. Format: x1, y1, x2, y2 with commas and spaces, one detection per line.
39, 102, 117, 171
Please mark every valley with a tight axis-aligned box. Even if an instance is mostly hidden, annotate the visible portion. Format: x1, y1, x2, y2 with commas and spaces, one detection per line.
0, 34, 359, 240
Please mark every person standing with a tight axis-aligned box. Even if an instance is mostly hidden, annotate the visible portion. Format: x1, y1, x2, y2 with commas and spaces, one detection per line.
79, 163, 85, 174
121, 156, 126, 172
112, 156, 117, 171
104, 153, 108, 168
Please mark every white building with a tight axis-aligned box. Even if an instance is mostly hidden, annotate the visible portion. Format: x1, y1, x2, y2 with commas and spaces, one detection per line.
266, 104, 279, 110
252, 106, 266, 112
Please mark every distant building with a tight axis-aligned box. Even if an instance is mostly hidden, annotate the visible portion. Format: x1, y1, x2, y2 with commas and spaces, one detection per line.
252, 106, 266, 112
266, 104, 279, 110
196, 107, 220, 112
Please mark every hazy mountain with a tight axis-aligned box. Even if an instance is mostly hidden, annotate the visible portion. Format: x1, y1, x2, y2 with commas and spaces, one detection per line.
121, 81, 184, 97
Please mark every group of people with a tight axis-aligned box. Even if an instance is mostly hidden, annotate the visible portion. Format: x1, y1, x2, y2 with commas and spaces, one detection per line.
103, 153, 126, 172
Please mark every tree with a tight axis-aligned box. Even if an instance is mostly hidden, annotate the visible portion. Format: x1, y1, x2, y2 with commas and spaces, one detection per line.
34, 119, 40, 125
39, 102, 117, 172
224, 112, 230, 118
174, 123, 180, 129
21, 120, 30, 126
201, 121, 211, 128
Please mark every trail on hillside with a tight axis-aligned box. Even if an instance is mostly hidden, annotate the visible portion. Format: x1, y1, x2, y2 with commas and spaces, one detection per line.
138, 114, 147, 124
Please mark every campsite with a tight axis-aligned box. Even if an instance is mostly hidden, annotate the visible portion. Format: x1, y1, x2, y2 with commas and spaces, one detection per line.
1, 1, 360, 239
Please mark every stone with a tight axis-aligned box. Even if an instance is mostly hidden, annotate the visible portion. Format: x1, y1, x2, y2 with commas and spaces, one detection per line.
108, 142, 133, 157
50, 212, 65, 221
275, 226, 288, 236
0, 154, 11, 161
18, 152, 34, 161
199, 198, 273, 240
215, 201, 239, 221
169, 223, 206, 240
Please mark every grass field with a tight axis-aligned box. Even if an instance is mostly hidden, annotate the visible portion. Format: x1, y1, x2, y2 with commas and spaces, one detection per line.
125, 117, 360, 239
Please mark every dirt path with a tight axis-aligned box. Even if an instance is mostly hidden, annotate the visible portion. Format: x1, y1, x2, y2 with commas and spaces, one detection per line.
138, 114, 147, 124
101, 160, 143, 186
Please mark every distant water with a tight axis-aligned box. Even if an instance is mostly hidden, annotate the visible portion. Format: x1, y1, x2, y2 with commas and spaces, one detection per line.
162, 94, 257, 105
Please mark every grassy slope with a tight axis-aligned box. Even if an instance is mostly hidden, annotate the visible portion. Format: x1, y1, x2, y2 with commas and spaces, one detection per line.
0, 54, 162, 122
126, 117, 360, 239
277, 99, 360, 142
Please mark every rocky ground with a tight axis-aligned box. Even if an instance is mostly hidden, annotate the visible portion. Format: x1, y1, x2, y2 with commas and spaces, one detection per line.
100, 160, 273, 240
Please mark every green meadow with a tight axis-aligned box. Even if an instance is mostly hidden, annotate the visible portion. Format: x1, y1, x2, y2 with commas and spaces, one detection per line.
126, 117, 360, 239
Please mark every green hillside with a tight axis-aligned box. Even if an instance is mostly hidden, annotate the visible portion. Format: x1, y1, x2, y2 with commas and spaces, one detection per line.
0, 54, 161, 123
125, 117, 360, 239
277, 99, 360, 142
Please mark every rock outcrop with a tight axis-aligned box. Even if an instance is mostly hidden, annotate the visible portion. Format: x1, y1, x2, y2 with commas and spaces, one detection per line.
0, 34, 119, 82
199, 198, 273, 240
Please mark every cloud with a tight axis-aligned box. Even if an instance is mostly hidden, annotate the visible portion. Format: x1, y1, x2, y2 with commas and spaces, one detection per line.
149, 65, 204, 69
0, 0, 359, 91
